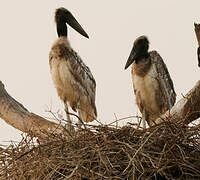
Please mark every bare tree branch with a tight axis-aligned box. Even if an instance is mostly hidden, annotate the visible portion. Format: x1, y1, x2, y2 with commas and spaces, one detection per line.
0, 81, 63, 139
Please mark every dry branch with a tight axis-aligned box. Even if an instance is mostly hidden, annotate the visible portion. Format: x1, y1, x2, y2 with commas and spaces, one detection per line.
1, 123, 200, 179
0, 81, 63, 139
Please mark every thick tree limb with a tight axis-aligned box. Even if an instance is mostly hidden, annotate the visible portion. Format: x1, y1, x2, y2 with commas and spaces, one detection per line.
155, 81, 200, 125
0, 81, 63, 139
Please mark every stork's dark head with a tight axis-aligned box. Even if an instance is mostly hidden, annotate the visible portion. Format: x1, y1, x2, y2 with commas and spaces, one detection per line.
55, 7, 89, 38
125, 36, 149, 70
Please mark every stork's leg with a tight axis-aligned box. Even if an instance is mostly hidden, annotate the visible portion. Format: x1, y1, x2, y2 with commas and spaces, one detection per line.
142, 109, 146, 129
64, 103, 75, 133
77, 99, 85, 129
77, 109, 82, 129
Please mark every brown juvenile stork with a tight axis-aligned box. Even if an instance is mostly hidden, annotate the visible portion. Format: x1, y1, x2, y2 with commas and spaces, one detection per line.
49, 8, 97, 128
125, 36, 176, 127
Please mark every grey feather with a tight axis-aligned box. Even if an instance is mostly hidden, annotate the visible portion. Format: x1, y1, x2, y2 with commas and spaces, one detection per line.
150, 51, 176, 109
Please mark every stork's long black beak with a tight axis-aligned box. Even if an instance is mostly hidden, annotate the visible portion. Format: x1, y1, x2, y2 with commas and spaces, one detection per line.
125, 47, 136, 70
65, 11, 89, 38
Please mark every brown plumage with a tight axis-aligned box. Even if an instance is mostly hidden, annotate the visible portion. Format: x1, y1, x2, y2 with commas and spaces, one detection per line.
125, 36, 176, 126
49, 8, 97, 122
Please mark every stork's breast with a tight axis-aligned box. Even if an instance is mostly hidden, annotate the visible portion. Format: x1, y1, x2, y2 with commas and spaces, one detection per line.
132, 69, 160, 113
50, 57, 76, 101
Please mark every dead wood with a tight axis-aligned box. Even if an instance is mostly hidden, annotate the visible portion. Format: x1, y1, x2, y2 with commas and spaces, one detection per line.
0, 81, 63, 139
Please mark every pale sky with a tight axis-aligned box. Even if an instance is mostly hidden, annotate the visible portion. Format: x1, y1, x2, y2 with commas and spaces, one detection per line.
0, 1, 200, 144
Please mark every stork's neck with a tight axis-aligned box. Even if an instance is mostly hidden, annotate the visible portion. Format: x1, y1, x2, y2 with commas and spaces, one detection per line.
57, 21, 68, 37
133, 56, 151, 77
135, 51, 149, 64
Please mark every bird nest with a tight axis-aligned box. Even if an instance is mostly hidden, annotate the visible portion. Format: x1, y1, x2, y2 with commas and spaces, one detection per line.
0, 118, 200, 179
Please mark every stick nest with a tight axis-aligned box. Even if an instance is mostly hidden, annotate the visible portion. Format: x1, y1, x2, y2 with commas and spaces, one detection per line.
0, 119, 200, 179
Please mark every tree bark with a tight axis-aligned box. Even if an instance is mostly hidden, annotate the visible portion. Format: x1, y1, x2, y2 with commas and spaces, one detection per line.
0, 81, 63, 139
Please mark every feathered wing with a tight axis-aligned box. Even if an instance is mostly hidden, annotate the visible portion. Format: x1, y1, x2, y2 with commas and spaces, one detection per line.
150, 51, 176, 110
66, 48, 97, 122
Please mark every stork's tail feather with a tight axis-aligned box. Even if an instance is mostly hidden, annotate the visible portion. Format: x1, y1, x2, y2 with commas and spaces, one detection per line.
80, 104, 97, 122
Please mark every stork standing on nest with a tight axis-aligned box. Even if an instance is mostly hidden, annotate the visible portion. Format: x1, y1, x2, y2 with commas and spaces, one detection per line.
49, 8, 97, 129
125, 36, 176, 127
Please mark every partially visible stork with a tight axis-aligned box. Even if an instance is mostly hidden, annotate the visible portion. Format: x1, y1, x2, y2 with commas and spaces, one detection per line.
194, 23, 200, 67
125, 36, 176, 127
49, 8, 97, 130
